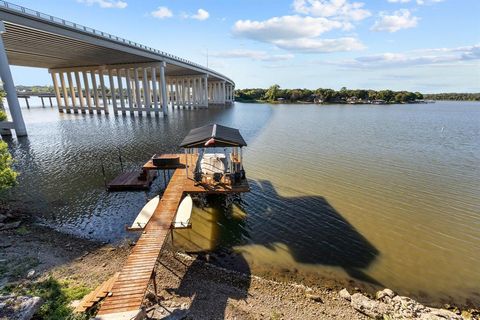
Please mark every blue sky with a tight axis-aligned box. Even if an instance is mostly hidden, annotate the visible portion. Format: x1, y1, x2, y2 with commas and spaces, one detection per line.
9, 0, 480, 92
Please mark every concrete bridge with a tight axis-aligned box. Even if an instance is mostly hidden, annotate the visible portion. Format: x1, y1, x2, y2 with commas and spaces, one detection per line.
0, 0, 235, 137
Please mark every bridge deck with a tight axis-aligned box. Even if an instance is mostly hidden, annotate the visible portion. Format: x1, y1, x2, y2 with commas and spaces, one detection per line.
96, 154, 249, 317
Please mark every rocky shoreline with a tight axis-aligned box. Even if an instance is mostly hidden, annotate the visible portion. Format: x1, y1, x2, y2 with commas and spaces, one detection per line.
1, 213, 478, 319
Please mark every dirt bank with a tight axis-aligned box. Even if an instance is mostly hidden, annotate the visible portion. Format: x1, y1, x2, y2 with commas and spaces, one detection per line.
1, 218, 478, 319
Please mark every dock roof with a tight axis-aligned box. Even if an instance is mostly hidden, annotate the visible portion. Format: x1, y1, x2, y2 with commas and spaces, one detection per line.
179, 124, 247, 148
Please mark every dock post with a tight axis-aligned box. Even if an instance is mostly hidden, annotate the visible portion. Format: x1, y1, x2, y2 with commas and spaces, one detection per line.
40, 96, 45, 107
101, 161, 107, 188
0, 22, 27, 136
118, 151, 124, 172
48, 96, 53, 107
24, 97, 29, 109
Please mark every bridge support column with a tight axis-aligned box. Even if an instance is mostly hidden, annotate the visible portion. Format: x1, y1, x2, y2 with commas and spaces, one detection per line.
192, 78, 197, 109
108, 69, 117, 114
221, 81, 226, 105
0, 21, 26, 137
74, 72, 86, 114
90, 70, 100, 114
142, 67, 151, 113
117, 69, 126, 115
160, 62, 168, 116
124, 69, 133, 115
98, 70, 109, 114
51, 72, 63, 112
151, 67, 159, 115
84, 71, 94, 114
203, 75, 208, 108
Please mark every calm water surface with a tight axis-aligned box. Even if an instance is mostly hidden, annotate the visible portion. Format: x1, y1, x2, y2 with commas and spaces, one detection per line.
4, 101, 480, 306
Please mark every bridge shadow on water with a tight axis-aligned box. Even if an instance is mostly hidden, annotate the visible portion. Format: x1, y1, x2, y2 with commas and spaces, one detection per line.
168, 179, 380, 319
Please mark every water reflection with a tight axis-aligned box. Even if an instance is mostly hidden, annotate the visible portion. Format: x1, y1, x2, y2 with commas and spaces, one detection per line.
173, 181, 379, 285
4, 101, 480, 306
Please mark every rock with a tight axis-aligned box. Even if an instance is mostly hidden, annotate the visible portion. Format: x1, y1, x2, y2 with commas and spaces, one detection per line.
0, 295, 43, 320
102, 263, 107, 268
306, 293, 323, 303
0, 221, 21, 231
0, 213, 7, 223
376, 289, 395, 301
145, 292, 157, 303
461, 310, 473, 320
26, 270, 35, 279
0, 241, 12, 248
339, 288, 351, 301
69, 299, 81, 309
350, 293, 389, 319
420, 308, 463, 320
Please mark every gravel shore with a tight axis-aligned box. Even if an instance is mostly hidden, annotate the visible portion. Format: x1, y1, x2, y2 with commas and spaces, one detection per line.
1, 219, 478, 319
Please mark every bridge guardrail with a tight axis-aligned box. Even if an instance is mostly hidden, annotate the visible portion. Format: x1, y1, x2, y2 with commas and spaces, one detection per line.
0, 0, 234, 84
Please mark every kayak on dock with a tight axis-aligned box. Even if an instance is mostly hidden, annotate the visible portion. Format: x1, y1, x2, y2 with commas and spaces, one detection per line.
127, 195, 160, 231
172, 194, 193, 229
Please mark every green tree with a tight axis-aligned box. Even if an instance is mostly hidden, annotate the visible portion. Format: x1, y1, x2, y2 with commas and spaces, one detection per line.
0, 141, 17, 190
264, 84, 281, 101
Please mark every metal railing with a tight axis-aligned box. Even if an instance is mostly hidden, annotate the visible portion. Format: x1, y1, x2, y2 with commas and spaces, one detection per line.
0, 0, 234, 84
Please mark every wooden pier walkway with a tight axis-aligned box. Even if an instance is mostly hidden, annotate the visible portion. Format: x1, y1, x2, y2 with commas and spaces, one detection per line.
96, 154, 249, 318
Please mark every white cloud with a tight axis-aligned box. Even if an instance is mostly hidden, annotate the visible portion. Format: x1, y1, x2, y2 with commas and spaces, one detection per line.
371, 9, 419, 32
273, 37, 365, 53
292, 0, 371, 21
151, 6, 173, 19
387, 0, 444, 4
233, 15, 345, 41
78, 0, 127, 9
191, 9, 210, 21
416, 0, 444, 5
211, 49, 294, 61
232, 15, 364, 53
331, 44, 480, 68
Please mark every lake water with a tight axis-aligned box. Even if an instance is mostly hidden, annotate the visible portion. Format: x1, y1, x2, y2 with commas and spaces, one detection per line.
4, 100, 480, 307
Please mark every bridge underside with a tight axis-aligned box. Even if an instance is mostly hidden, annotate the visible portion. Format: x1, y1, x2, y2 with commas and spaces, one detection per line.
0, 3, 235, 136
3, 22, 210, 78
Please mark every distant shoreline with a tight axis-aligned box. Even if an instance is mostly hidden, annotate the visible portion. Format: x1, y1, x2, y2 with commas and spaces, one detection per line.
234, 99, 435, 105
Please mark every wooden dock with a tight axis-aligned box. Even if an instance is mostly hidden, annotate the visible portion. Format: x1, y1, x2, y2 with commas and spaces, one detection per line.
96, 154, 249, 318
107, 170, 157, 191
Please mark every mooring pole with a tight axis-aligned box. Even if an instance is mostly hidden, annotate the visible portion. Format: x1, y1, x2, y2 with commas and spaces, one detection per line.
101, 161, 107, 188
118, 151, 124, 172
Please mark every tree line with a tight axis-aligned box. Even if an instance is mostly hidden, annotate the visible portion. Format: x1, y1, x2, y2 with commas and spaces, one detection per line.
235, 85, 480, 103
423, 93, 480, 101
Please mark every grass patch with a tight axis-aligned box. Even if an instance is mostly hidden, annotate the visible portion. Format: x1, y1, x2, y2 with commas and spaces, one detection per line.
8, 277, 92, 320
0, 256, 39, 280
15, 225, 31, 235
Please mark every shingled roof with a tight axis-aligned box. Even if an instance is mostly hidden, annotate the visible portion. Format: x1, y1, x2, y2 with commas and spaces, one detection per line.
179, 124, 247, 148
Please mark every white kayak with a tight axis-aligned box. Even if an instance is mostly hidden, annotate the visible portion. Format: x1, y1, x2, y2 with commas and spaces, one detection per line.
128, 195, 160, 230
172, 194, 193, 228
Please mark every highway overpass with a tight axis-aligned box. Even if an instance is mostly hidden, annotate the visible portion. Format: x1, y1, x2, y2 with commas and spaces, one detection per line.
0, 0, 235, 136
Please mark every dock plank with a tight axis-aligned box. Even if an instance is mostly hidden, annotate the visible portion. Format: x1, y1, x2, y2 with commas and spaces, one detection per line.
97, 153, 249, 316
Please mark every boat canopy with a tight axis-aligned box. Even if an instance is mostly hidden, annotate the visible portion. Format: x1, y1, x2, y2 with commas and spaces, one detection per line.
179, 124, 247, 148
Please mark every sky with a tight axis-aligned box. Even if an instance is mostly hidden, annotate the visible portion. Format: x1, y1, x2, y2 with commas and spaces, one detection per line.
8, 0, 480, 92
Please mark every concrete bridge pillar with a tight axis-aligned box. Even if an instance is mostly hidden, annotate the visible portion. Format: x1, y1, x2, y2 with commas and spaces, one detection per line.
49, 63, 170, 117
0, 21, 26, 137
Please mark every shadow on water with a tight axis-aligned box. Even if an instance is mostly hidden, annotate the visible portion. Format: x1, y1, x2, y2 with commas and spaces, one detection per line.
167, 196, 251, 319
245, 180, 380, 285
169, 179, 380, 318
2, 103, 274, 241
